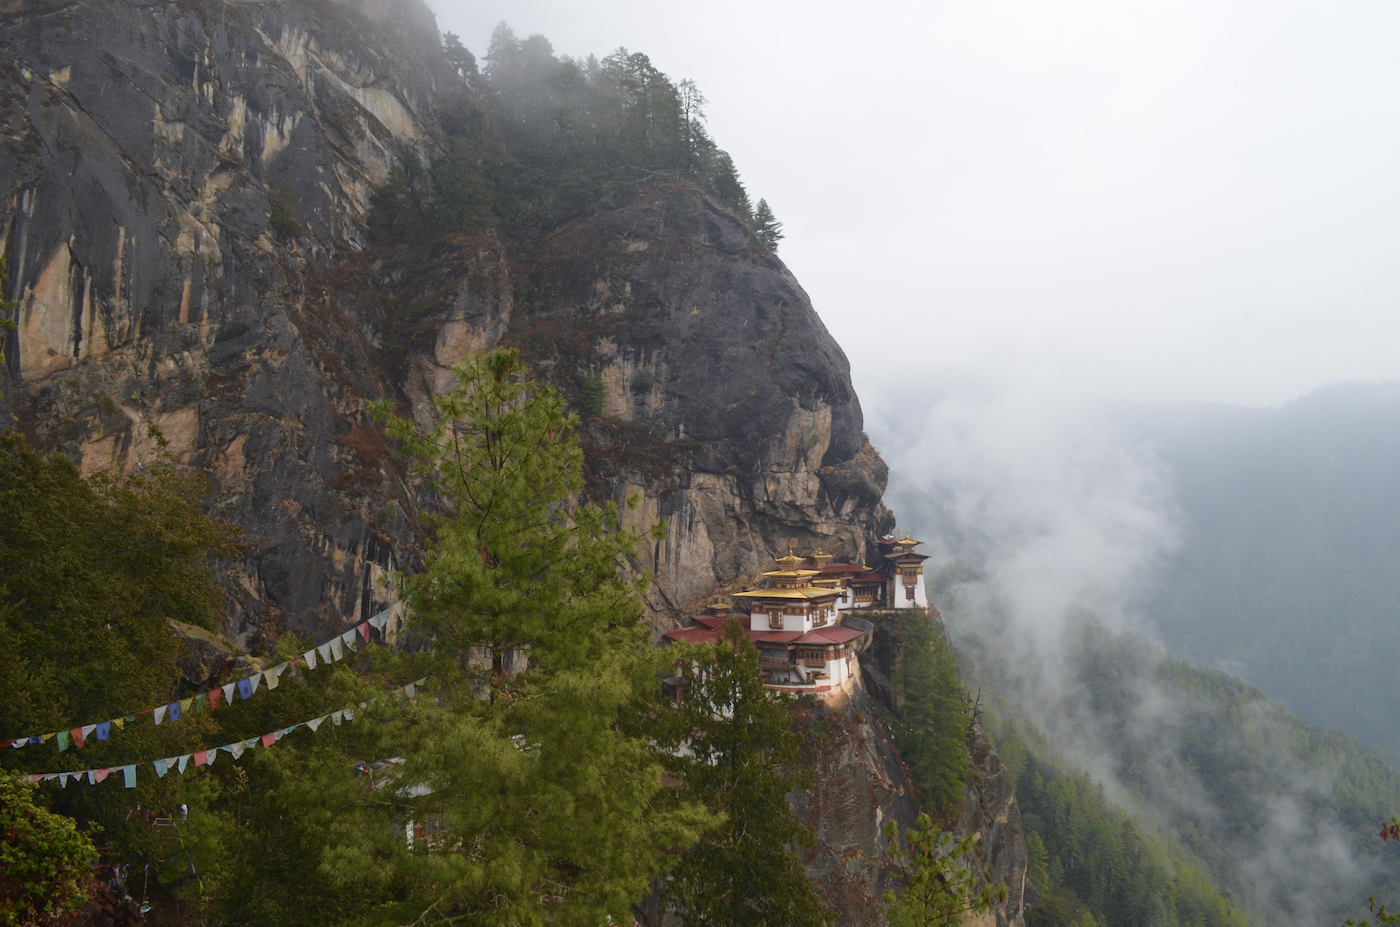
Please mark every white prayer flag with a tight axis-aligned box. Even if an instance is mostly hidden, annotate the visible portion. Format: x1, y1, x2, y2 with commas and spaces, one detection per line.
205, 748, 217, 767
369, 609, 389, 631
177, 754, 191, 774
229, 742, 245, 759
329, 638, 344, 662
303, 649, 318, 670
306, 715, 327, 732
318, 642, 334, 664
341, 629, 357, 651
331, 710, 344, 726
81, 724, 98, 740
222, 683, 236, 705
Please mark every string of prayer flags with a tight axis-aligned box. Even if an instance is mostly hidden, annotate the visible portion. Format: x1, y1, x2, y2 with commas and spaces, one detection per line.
16, 676, 429, 790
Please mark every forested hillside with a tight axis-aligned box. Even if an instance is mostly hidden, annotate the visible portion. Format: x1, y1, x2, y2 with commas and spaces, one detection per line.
1114, 383, 1400, 759
963, 620, 1400, 927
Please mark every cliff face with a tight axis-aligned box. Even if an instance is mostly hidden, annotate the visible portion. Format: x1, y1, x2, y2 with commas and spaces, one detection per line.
3, 3, 1025, 923
1, 0, 888, 643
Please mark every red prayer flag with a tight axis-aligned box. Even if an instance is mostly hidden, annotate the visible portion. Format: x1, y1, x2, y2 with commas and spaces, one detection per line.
207, 687, 222, 711
70, 727, 84, 749
94, 768, 111, 783
358, 622, 370, 642
261, 733, 276, 748
193, 751, 207, 767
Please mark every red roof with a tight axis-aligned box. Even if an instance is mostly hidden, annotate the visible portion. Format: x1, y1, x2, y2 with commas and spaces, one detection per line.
750, 631, 803, 644
664, 627, 721, 645
693, 615, 750, 630
816, 563, 866, 575
851, 572, 886, 583
795, 626, 865, 645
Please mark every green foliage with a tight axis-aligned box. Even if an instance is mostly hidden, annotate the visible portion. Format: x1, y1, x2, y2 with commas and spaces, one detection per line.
987, 716, 1249, 927
881, 812, 1004, 927
208, 347, 710, 927
888, 613, 972, 811
660, 621, 828, 927
0, 777, 96, 925
0, 432, 239, 740
268, 178, 304, 240
751, 199, 783, 252
441, 31, 478, 80
369, 27, 774, 241
580, 372, 606, 417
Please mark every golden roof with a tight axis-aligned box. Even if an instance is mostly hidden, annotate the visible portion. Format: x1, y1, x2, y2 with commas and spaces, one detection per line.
732, 586, 841, 601
774, 550, 806, 567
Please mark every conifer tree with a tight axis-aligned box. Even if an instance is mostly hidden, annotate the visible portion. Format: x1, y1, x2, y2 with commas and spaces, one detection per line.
882, 813, 1005, 927
894, 615, 971, 810
661, 620, 828, 927
240, 348, 709, 927
752, 199, 784, 252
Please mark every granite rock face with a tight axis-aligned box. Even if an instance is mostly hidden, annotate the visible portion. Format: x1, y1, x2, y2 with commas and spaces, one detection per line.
3, 3, 1024, 923
1, 0, 889, 641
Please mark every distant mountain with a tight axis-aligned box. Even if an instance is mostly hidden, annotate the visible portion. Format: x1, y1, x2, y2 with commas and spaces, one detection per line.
1114, 382, 1400, 757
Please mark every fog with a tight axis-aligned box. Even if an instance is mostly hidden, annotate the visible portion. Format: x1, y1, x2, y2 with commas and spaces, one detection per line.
419, 2, 1400, 918
871, 370, 1388, 926
428, 0, 1400, 408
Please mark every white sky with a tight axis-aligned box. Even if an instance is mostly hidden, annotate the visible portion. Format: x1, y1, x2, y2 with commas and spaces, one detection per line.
428, 0, 1400, 407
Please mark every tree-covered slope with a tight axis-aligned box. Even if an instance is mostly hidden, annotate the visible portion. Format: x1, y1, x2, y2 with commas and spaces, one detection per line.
1114, 382, 1400, 758
964, 621, 1400, 927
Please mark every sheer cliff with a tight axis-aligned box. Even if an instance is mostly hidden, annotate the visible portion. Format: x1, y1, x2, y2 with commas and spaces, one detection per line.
1, 0, 889, 643
1, 0, 1022, 923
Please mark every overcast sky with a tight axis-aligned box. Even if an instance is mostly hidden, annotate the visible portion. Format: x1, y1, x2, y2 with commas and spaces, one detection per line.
429, 0, 1400, 408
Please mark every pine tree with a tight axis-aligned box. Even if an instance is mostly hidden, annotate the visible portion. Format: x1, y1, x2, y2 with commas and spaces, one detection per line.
442, 31, 478, 80
882, 813, 1005, 927
752, 199, 784, 252
239, 348, 710, 927
661, 620, 828, 927
894, 614, 972, 810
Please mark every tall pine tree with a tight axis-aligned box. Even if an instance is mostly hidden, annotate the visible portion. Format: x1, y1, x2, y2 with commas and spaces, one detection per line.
213, 349, 710, 927
661, 620, 828, 927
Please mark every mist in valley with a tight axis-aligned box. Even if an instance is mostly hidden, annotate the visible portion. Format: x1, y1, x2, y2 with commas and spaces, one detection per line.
864, 371, 1400, 926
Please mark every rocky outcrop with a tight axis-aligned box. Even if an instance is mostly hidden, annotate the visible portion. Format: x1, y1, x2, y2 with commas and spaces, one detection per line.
1, 0, 890, 643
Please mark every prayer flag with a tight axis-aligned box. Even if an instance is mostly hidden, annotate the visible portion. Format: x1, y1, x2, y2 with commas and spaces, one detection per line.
153, 705, 167, 725
57, 731, 70, 752
303, 648, 318, 670
221, 682, 236, 705
261, 733, 276, 747
244, 738, 258, 749
331, 710, 343, 726
329, 638, 343, 662
177, 754, 191, 774
58, 772, 69, 788
180, 698, 194, 716
228, 742, 245, 759
28, 736, 41, 746
81, 724, 97, 742
94, 768, 110, 784
341, 629, 358, 651
95, 722, 111, 741
237, 674, 260, 700
86, 770, 95, 785
343, 707, 355, 722
71, 727, 84, 749
154, 759, 169, 778
115, 718, 126, 730
123, 765, 136, 788
317, 642, 333, 664
194, 693, 207, 713
206, 748, 216, 767
404, 682, 416, 698
357, 621, 370, 642
193, 751, 207, 767
266, 663, 288, 690
39, 733, 53, 744
207, 688, 221, 710
167, 701, 181, 723
369, 609, 389, 631
306, 715, 327, 732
